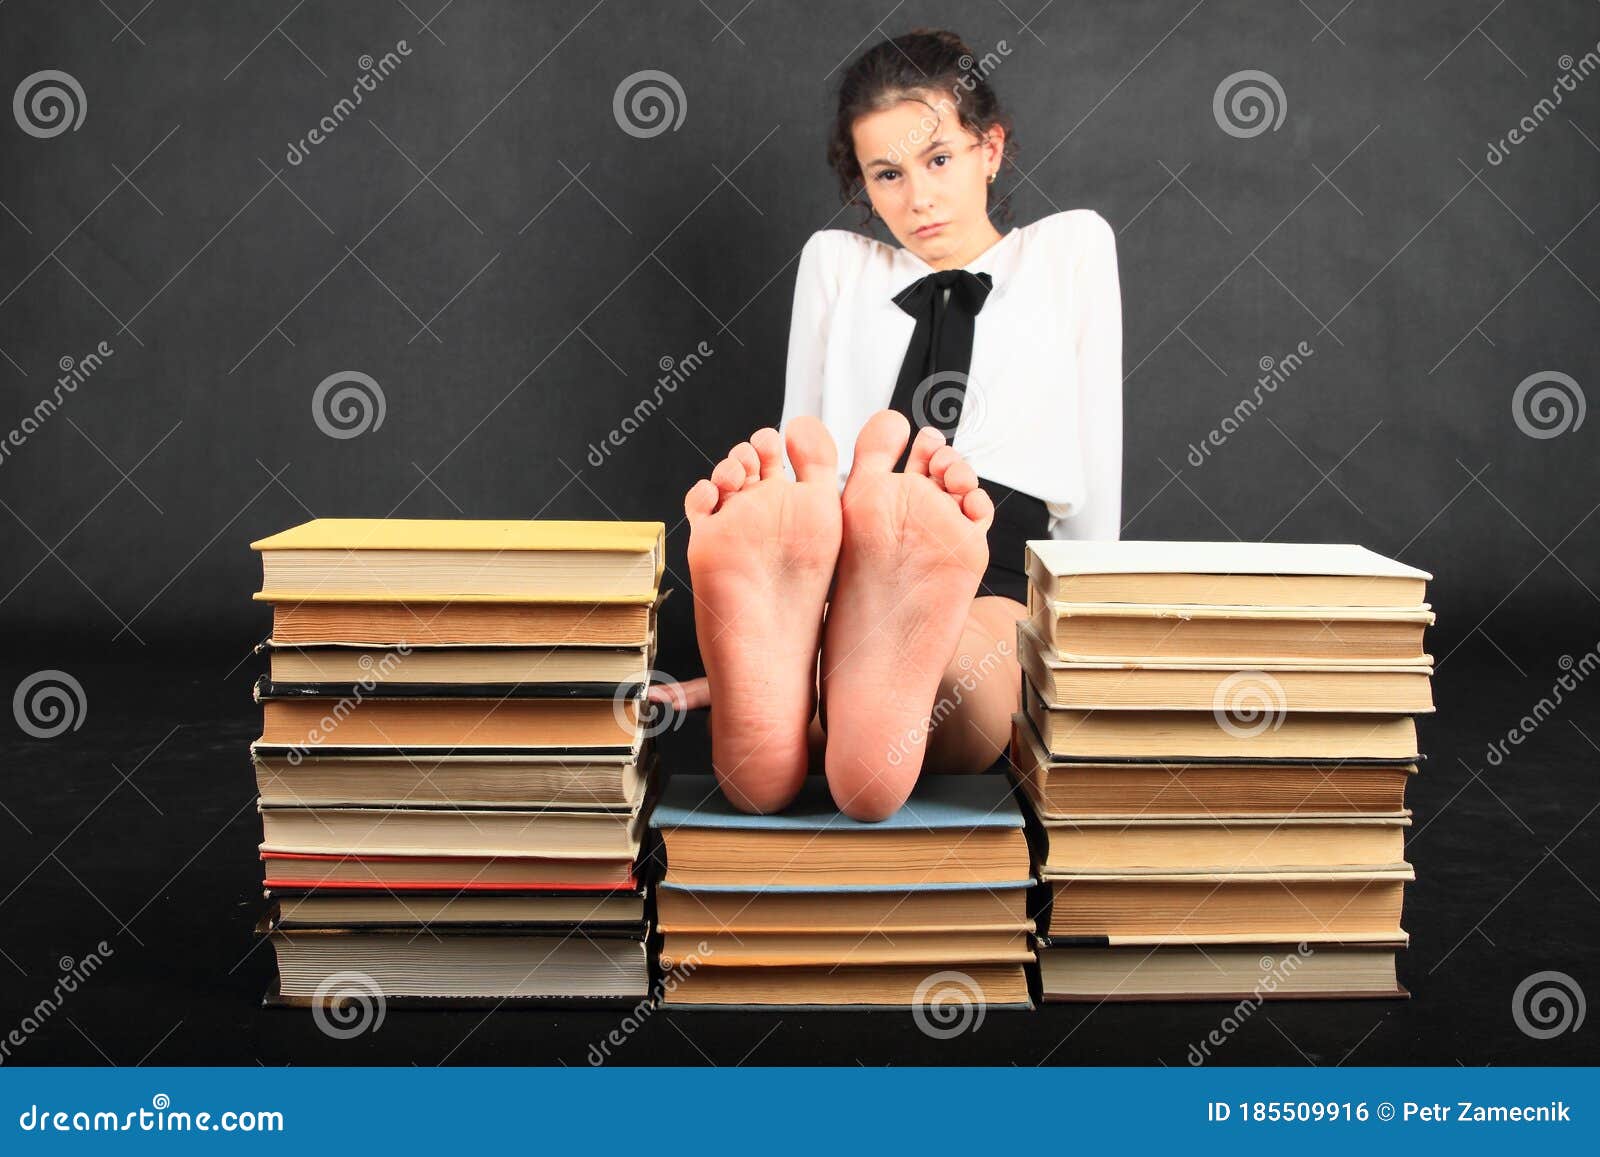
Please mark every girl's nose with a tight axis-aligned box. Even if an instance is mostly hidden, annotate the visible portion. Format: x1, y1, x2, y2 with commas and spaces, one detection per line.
904, 170, 937, 213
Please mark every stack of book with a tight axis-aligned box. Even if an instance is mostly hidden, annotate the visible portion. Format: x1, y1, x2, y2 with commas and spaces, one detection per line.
1010, 541, 1433, 1002
650, 774, 1035, 1008
248, 518, 665, 1007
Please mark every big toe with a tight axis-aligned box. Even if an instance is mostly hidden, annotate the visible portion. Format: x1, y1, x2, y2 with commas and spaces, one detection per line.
848, 410, 912, 477
784, 416, 839, 483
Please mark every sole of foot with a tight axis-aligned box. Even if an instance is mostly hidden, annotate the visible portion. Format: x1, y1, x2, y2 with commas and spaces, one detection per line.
684, 417, 842, 813
820, 411, 994, 820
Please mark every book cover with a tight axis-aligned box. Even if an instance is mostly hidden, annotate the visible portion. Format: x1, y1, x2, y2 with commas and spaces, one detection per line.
651, 772, 1024, 831
657, 878, 1036, 893
251, 518, 664, 556
254, 678, 647, 700
1025, 539, 1431, 579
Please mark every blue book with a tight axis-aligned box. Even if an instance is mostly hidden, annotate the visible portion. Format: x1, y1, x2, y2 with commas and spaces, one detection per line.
651, 772, 1024, 831
651, 773, 1030, 888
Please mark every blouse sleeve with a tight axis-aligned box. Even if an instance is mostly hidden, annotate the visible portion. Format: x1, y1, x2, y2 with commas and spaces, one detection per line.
780, 232, 837, 435
1050, 212, 1123, 541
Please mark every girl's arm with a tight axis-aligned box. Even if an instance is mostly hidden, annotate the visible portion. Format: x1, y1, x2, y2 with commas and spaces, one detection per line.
1052, 212, 1124, 540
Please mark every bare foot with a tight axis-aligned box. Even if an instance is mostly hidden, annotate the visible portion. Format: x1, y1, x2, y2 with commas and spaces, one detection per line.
685, 419, 841, 813
820, 411, 994, 820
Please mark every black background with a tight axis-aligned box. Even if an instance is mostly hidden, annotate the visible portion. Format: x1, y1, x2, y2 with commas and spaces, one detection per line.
1, 0, 1597, 1065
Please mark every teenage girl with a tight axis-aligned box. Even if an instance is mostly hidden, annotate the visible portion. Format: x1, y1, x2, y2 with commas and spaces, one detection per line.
653, 29, 1122, 820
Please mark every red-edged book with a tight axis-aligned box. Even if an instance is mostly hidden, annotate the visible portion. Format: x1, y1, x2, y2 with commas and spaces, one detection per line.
260, 850, 638, 891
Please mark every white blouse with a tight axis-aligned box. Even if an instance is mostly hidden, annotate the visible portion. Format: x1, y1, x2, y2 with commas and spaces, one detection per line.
780, 209, 1123, 541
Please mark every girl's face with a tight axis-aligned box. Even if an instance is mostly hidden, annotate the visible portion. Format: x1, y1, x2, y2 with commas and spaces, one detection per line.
852, 93, 1004, 269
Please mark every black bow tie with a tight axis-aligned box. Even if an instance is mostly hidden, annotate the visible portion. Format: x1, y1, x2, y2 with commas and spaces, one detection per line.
886, 270, 993, 469
892, 268, 994, 318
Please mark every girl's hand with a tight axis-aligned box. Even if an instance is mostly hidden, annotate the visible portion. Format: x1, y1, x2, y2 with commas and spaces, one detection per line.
646, 675, 710, 712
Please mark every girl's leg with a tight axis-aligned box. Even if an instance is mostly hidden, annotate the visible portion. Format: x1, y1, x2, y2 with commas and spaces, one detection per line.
918, 595, 1027, 773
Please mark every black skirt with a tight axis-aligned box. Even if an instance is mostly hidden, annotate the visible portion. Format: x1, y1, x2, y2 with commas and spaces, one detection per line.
975, 476, 1047, 605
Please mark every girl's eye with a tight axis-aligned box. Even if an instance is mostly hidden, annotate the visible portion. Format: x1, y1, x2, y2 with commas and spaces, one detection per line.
874, 169, 900, 183
930, 153, 952, 168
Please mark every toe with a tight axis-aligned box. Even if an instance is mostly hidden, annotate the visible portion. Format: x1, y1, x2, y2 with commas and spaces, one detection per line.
848, 410, 912, 477
904, 426, 945, 476
711, 456, 745, 496
750, 427, 785, 479
685, 478, 720, 521
941, 457, 979, 496
785, 415, 840, 484
928, 444, 962, 486
961, 486, 995, 529
730, 441, 761, 485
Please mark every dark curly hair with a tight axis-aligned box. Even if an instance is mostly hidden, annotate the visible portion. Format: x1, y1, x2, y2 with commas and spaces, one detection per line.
827, 29, 1016, 224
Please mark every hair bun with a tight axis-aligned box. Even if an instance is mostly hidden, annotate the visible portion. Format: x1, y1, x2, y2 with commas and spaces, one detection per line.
911, 27, 975, 58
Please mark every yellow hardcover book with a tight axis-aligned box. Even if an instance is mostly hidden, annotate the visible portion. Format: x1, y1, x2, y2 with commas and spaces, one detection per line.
251, 518, 666, 603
